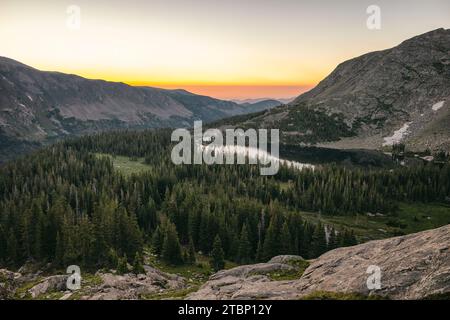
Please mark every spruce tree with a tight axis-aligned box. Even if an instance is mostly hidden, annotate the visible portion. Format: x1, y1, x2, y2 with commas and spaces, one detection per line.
107, 248, 119, 269
210, 235, 225, 272
151, 226, 164, 254
237, 224, 252, 264
6, 230, 17, 266
117, 255, 129, 274
187, 236, 196, 264
310, 223, 327, 258
54, 231, 64, 267
161, 222, 183, 265
262, 212, 282, 260
133, 252, 145, 274
255, 238, 264, 262
280, 221, 293, 254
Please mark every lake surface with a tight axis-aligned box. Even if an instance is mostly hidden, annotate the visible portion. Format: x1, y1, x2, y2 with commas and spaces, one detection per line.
199, 143, 314, 171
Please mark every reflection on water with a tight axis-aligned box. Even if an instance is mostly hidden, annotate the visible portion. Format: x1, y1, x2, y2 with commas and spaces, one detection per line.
198, 144, 314, 171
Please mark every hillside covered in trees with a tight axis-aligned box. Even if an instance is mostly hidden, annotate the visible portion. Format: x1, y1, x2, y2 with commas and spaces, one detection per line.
0, 130, 449, 271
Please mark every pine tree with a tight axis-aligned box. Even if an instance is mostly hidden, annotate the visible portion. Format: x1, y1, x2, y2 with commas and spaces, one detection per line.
237, 224, 252, 264
107, 248, 119, 268
262, 212, 282, 260
0, 226, 6, 264
310, 223, 327, 258
151, 225, 164, 254
117, 254, 129, 274
161, 222, 183, 265
210, 235, 225, 272
187, 236, 196, 264
6, 230, 17, 266
255, 238, 264, 262
133, 252, 145, 274
280, 221, 293, 254
54, 231, 64, 267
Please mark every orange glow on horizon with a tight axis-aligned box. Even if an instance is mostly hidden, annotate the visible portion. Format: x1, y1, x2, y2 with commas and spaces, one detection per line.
2, 1, 448, 100
128, 84, 315, 100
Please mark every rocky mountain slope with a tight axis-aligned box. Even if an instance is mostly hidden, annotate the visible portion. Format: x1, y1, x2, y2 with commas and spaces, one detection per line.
0, 57, 275, 161
188, 224, 450, 300
224, 28, 450, 151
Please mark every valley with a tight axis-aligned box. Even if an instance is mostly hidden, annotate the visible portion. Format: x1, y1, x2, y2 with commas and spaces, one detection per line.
1, 28, 449, 301
0, 57, 281, 163
1, 129, 449, 300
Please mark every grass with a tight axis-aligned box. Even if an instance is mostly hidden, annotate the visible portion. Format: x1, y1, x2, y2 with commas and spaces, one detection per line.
393, 202, 450, 234
300, 291, 387, 300
298, 202, 450, 242
145, 251, 213, 285
144, 247, 238, 284
81, 273, 103, 287
265, 260, 310, 281
140, 286, 200, 300
14, 277, 44, 300
13, 272, 104, 300
142, 247, 239, 299
95, 153, 152, 176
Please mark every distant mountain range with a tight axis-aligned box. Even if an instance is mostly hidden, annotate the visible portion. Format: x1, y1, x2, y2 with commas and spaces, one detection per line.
2, 28, 449, 162
237, 99, 284, 110
0, 57, 279, 161
220, 28, 450, 151
232, 97, 293, 105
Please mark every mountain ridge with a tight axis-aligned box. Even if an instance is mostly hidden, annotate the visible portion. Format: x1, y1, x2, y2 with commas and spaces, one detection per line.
0, 57, 277, 161
222, 28, 450, 151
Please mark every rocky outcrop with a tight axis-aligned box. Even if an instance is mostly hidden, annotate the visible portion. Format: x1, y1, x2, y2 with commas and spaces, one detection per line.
0, 269, 21, 299
1, 264, 187, 300
188, 224, 450, 300
187, 256, 309, 300
28, 275, 68, 298
79, 266, 186, 300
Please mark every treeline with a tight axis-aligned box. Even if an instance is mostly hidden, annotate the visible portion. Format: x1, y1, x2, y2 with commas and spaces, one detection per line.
0, 130, 449, 270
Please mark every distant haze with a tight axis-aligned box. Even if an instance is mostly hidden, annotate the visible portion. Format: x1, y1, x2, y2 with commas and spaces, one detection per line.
149, 85, 310, 100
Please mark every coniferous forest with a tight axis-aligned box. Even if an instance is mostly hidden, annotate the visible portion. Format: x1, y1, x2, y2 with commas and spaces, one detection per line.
0, 130, 449, 270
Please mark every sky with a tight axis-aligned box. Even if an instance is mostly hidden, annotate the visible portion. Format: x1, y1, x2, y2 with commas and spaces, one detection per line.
1, 0, 449, 100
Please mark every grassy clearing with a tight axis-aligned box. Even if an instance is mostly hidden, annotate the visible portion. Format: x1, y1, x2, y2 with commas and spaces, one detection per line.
95, 153, 151, 176
300, 202, 450, 242
265, 259, 310, 281
144, 248, 236, 284
393, 202, 450, 234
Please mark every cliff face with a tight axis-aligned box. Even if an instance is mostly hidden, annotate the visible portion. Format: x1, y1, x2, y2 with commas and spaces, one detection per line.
188, 224, 450, 300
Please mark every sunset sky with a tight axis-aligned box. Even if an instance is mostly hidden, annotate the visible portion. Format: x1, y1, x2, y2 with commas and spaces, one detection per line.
1, 0, 449, 99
